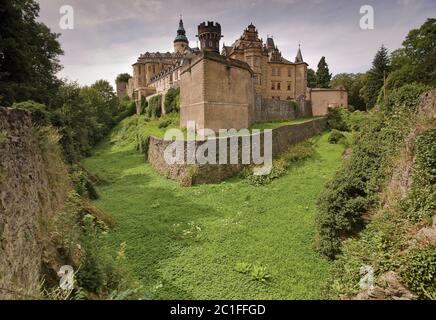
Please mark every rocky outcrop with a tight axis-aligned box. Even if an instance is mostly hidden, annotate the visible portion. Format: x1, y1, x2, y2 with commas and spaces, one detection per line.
0, 107, 69, 299
354, 271, 418, 300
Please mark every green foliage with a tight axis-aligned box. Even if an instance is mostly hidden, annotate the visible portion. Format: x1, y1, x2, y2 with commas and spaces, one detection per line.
158, 119, 172, 129
70, 165, 99, 200
12, 100, 51, 125
328, 129, 346, 145
401, 18, 436, 87
137, 96, 147, 115
164, 87, 180, 114
116, 73, 132, 83
235, 262, 252, 274
326, 107, 350, 131
147, 95, 162, 118
244, 140, 314, 186
400, 245, 436, 299
307, 68, 317, 88
250, 266, 271, 283
316, 110, 412, 258
402, 129, 436, 221
324, 208, 410, 298
288, 100, 298, 111
115, 98, 136, 123
346, 110, 370, 132
330, 73, 366, 110
361, 45, 390, 109
12, 80, 129, 163
82, 132, 344, 299
0, 0, 63, 106
315, 57, 332, 88
385, 83, 432, 111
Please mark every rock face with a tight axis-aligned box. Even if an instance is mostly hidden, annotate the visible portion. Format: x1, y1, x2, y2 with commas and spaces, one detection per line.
354, 272, 418, 300
417, 215, 436, 244
0, 107, 69, 299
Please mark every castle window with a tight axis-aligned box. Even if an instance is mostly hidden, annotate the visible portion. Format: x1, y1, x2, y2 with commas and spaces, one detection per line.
271, 82, 275, 90
288, 68, 292, 77
277, 82, 281, 90
287, 82, 292, 91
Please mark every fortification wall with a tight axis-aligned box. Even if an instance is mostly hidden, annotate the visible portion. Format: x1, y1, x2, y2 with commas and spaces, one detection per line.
147, 118, 326, 186
253, 96, 312, 123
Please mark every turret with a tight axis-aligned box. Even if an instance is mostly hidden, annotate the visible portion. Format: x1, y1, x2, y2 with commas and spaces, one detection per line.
174, 17, 189, 54
197, 21, 223, 53
295, 44, 304, 63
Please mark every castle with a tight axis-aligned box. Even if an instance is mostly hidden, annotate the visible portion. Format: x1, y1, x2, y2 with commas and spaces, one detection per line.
117, 18, 347, 131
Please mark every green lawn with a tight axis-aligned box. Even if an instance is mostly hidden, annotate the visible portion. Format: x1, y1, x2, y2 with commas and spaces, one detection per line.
82, 127, 344, 299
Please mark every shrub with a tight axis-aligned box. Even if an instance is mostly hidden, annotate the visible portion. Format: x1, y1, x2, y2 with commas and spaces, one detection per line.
164, 88, 180, 114
400, 245, 436, 299
158, 119, 172, 129
385, 83, 432, 111
115, 99, 136, 122
326, 107, 350, 131
316, 110, 411, 258
12, 100, 51, 125
147, 95, 162, 118
288, 100, 298, 112
328, 129, 346, 144
245, 140, 313, 186
401, 129, 436, 221
70, 165, 99, 200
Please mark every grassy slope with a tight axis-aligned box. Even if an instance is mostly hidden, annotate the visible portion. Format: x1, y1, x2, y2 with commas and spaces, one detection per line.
83, 122, 345, 299
249, 117, 321, 131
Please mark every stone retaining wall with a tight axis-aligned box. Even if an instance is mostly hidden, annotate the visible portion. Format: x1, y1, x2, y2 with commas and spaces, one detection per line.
253, 96, 313, 123
147, 118, 327, 186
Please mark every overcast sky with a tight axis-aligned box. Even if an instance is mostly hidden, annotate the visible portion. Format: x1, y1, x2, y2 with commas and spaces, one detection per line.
36, 0, 435, 87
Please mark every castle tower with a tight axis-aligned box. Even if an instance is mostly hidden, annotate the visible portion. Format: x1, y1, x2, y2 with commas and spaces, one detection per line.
174, 17, 189, 54
295, 44, 304, 63
197, 21, 222, 53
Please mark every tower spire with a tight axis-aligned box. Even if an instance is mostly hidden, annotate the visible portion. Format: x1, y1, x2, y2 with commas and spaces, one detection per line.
174, 16, 189, 53
295, 42, 304, 63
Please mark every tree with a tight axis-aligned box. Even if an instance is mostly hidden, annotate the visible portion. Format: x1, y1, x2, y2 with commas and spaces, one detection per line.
315, 57, 332, 88
164, 87, 180, 113
330, 73, 366, 110
116, 73, 132, 83
393, 18, 436, 87
361, 45, 390, 109
0, 0, 63, 106
307, 68, 317, 88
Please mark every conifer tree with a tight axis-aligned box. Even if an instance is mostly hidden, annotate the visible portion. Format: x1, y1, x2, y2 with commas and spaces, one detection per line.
315, 57, 332, 88
361, 45, 390, 109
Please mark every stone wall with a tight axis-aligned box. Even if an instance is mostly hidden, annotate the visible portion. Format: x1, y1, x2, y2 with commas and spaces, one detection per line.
147, 117, 326, 186
180, 51, 255, 132
0, 107, 69, 299
309, 87, 348, 116
253, 95, 313, 123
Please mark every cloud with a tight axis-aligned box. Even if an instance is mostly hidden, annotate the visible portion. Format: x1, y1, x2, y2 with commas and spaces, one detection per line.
36, 0, 434, 86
